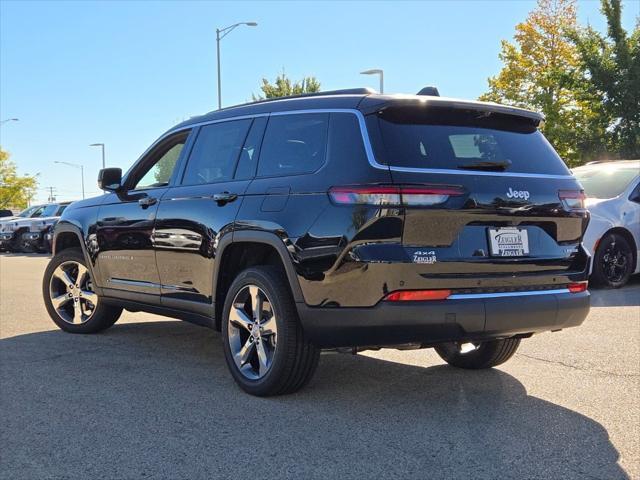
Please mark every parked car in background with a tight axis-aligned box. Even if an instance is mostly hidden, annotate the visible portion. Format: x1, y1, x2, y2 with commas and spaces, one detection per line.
0, 209, 14, 218
0, 204, 44, 226
43, 89, 590, 396
0, 202, 70, 252
573, 160, 640, 288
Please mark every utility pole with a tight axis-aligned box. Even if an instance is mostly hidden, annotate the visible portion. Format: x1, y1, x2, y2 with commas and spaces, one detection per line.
47, 187, 57, 202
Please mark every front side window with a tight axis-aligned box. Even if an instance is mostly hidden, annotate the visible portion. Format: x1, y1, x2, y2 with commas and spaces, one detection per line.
182, 119, 252, 185
258, 113, 329, 177
134, 141, 185, 190
40, 205, 59, 217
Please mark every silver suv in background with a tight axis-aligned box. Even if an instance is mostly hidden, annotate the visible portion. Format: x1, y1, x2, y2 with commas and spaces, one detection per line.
0, 202, 70, 253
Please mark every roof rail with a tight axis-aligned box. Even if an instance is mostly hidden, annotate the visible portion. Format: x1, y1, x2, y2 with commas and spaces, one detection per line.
251, 87, 376, 105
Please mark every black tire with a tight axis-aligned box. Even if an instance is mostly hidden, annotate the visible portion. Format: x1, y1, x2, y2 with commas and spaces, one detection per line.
434, 338, 521, 369
42, 248, 122, 333
591, 232, 634, 288
221, 266, 320, 396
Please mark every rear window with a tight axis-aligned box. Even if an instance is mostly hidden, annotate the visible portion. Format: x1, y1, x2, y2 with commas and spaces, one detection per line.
574, 166, 638, 199
368, 108, 570, 175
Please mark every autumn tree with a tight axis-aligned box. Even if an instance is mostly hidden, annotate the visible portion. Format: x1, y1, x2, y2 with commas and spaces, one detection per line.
0, 148, 38, 209
253, 72, 321, 100
479, 0, 591, 165
570, 0, 640, 159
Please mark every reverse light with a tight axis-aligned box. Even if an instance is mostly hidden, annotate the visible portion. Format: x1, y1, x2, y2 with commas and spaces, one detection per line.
384, 289, 452, 301
568, 282, 588, 293
329, 185, 464, 207
559, 190, 586, 210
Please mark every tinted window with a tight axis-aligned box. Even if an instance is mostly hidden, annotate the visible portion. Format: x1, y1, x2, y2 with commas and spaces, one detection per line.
574, 166, 639, 199
258, 113, 329, 177
327, 113, 368, 165
369, 110, 570, 175
182, 120, 251, 185
135, 141, 184, 190
235, 117, 267, 180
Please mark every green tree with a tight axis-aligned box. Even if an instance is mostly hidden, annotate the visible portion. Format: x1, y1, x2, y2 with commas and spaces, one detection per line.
479, 0, 592, 165
0, 148, 38, 209
570, 0, 640, 159
253, 72, 321, 100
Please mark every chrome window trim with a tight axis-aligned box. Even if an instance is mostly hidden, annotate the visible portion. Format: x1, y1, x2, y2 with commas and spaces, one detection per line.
142, 108, 574, 181
448, 288, 572, 300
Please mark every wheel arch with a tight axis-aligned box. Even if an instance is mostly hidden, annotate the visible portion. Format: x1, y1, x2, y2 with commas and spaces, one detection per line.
52, 223, 102, 294
213, 231, 304, 331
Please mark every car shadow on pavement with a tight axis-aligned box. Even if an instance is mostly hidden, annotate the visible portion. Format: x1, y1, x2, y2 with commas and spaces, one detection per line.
0, 321, 628, 480
590, 274, 640, 308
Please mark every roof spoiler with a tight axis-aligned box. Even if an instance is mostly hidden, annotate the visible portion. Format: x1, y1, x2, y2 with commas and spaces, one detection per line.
417, 86, 440, 97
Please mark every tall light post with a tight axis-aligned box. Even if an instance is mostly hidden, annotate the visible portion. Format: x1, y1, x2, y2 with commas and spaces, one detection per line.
89, 143, 106, 169
0, 118, 19, 126
216, 21, 258, 109
360, 69, 384, 94
54, 161, 85, 200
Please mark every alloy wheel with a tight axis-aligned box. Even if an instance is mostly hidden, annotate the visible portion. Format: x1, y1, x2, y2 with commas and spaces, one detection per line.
48, 261, 99, 324
602, 241, 629, 283
227, 285, 278, 380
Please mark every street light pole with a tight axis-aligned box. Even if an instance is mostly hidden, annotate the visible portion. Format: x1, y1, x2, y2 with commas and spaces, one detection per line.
89, 143, 106, 169
54, 161, 85, 199
0, 118, 19, 126
216, 21, 258, 109
360, 69, 384, 94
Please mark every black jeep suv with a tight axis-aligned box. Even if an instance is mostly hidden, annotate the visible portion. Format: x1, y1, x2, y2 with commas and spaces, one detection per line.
42, 89, 590, 396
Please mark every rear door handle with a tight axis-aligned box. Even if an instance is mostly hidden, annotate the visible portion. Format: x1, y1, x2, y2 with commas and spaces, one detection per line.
138, 196, 157, 209
213, 192, 238, 205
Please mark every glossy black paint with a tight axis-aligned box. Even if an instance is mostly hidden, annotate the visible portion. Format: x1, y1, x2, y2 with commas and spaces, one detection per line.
52, 92, 590, 348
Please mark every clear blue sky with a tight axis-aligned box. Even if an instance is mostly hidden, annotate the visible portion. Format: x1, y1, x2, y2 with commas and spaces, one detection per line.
1, 0, 638, 204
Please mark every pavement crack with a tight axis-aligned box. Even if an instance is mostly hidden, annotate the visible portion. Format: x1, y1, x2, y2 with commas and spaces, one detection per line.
516, 352, 639, 378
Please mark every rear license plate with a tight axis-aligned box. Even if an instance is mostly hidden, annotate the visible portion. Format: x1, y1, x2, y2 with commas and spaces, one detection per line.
488, 227, 529, 257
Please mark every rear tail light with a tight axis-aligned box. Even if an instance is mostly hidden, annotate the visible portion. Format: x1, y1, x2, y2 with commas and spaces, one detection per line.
559, 190, 586, 210
384, 289, 452, 301
568, 282, 588, 293
329, 185, 464, 207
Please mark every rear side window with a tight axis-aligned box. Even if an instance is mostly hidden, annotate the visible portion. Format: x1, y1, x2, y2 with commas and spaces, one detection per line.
258, 113, 329, 177
182, 119, 251, 185
369, 108, 570, 175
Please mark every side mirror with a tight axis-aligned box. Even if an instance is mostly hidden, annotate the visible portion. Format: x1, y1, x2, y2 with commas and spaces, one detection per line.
98, 168, 123, 192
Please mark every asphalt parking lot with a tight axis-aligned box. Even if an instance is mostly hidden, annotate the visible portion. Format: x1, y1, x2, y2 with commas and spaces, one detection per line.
1, 253, 639, 480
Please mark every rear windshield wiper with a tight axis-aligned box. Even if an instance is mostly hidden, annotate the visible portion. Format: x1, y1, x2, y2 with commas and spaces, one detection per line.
457, 160, 512, 171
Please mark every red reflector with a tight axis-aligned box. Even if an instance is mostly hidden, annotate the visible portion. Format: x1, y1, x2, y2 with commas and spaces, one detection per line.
384, 289, 452, 301
568, 282, 588, 293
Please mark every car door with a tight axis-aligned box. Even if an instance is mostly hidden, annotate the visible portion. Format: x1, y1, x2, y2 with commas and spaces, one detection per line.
154, 117, 266, 312
94, 130, 192, 298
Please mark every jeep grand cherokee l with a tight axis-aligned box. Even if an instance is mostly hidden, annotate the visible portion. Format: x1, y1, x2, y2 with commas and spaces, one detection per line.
42, 89, 590, 396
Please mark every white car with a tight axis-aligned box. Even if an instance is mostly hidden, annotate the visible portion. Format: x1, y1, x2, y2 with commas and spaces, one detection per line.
573, 160, 640, 288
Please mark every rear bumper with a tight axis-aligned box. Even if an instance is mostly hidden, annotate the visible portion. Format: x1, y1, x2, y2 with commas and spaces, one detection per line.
297, 289, 590, 348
